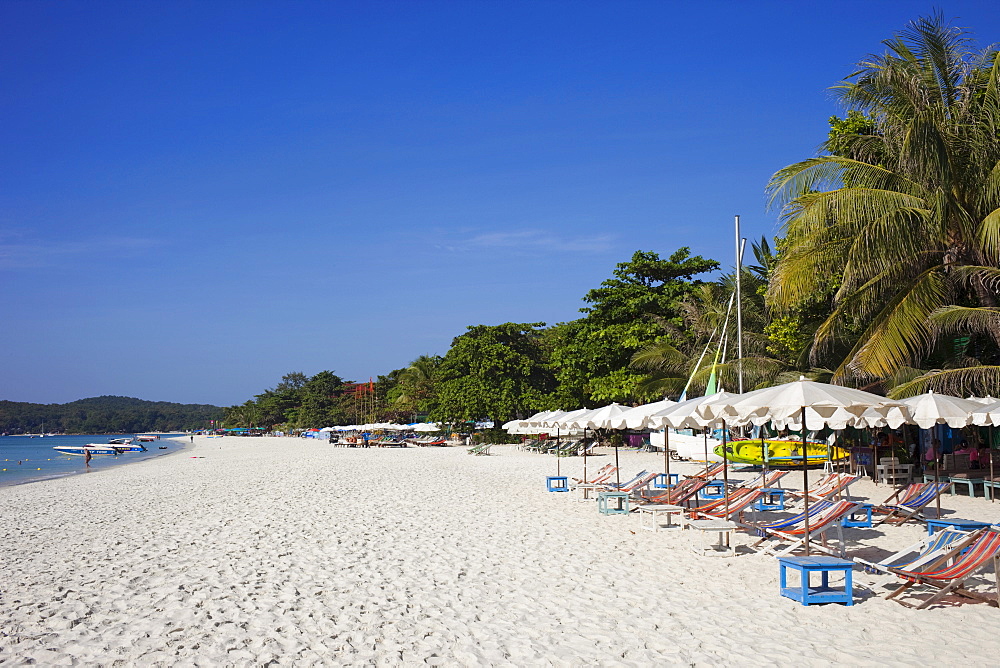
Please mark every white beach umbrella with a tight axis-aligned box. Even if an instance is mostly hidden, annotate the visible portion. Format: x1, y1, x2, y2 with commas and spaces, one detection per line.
701, 378, 907, 555
412, 423, 440, 432
649, 393, 742, 430
897, 391, 979, 429
897, 391, 981, 515
562, 403, 630, 489
971, 400, 1000, 427
610, 399, 677, 430
547, 408, 591, 429
568, 403, 629, 430
971, 400, 1000, 503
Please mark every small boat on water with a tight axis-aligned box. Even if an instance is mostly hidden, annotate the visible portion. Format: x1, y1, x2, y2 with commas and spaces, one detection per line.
53, 445, 120, 457
109, 443, 147, 452
714, 439, 850, 467
108, 438, 133, 445
136, 435, 158, 442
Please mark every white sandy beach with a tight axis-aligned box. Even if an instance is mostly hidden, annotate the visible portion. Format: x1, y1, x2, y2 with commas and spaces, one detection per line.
3, 437, 1000, 666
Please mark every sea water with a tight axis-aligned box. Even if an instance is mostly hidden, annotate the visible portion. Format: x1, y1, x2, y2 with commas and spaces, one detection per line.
0, 434, 189, 487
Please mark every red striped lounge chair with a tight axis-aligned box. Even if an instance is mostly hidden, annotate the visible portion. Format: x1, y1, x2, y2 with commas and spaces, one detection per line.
885, 529, 1000, 609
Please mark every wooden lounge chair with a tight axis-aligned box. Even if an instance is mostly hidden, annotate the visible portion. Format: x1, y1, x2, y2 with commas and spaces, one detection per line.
685, 462, 726, 480
578, 470, 652, 496
742, 469, 789, 490
786, 473, 860, 503
633, 477, 710, 508
570, 464, 616, 486
687, 488, 766, 522
855, 528, 974, 576
874, 481, 952, 526
750, 499, 859, 557
884, 529, 1000, 609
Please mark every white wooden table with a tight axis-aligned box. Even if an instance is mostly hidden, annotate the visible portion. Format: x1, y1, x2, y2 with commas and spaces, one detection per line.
688, 519, 739, 557
636, 504, 685, 531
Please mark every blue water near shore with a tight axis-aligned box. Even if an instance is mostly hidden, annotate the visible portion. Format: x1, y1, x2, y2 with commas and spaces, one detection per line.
0, 434, 189, 487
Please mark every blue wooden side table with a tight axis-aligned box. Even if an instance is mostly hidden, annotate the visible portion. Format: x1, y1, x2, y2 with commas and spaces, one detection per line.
755, 487, 786, 511
653, 472, 680, 489
546, 476, 569, 492
597, 491, 630, 515
778, 556, 854, 606
841, 503, 874, 528
700, 480, 727, 500
925, 517, 992, 536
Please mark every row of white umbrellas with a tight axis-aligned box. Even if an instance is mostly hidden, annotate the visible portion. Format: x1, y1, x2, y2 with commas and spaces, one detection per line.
322, 422, 442, 432
506, 385, 1000, 433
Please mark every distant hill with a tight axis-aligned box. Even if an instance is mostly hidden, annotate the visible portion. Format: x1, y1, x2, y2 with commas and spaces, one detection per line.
0, 395, 224, 434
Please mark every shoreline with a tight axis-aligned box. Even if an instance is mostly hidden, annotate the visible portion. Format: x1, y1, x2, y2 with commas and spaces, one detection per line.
0, 436, 193, 489
3, 438, 1000, 664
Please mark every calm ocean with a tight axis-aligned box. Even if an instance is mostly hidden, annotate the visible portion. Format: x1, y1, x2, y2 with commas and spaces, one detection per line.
0, 434, 189, 487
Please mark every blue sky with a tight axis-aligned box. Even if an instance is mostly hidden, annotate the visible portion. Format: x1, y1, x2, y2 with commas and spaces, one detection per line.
3, 1, 999, 406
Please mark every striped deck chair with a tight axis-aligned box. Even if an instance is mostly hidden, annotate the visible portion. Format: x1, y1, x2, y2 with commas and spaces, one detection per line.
742, 469, 789, 490
584, 470, 655, 495
571, 463, 615, 485
685, 462, 726, 480
874, 482, 952, 526
751, 499, 859, 557
687, 488, 766, 521
855, 528, 973, 576
875, 481, 925, 508
634, 477, 709, 508
885, 529, 1000, 609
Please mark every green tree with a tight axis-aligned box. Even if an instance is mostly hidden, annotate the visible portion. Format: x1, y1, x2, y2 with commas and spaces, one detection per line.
767, 14, 1000, 395
551, 248, 719, 403
433, 322, 555, 427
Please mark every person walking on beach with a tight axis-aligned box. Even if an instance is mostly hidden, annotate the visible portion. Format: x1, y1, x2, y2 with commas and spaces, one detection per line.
84, 448, 92, 468
190, 435, 194, 443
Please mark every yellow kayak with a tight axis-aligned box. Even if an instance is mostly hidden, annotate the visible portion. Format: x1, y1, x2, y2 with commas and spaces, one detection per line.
714, 440, 849, 467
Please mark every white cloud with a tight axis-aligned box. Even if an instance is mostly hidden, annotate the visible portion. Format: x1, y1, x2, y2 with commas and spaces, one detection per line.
437, 229, 614, 254
0, 234, 161, 270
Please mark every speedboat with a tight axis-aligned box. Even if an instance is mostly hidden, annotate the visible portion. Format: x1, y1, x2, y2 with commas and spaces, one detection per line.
110, 443, 147, 452
108, 438, 133, 445
53, 445, 119, 457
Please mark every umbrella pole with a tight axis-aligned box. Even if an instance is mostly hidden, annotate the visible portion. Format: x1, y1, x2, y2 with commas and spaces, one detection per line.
583, 427, 588, 486
722, 419, 730, 518
665, 428, 671, 491
703, 430, 708, 463
801, 406, 810, 557
613, 431, 620, 488
872, 430, 878, 485
934, 429, 942, 518
556, 427, 561, 478
614, 435, 622, 511
991, 425, 996, 503
761, 427, 768, 480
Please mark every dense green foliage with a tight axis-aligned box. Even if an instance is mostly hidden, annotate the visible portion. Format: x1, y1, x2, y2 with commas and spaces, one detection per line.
550, 249, 719, 404
225, 371, 359, 430
432, 323, 555, 426
0, 396, 223, 434
768, 13, 1000, 397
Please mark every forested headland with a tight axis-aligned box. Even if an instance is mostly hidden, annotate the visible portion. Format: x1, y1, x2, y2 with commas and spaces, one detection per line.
218, 15, 1000, 433
0, 396, 223, 434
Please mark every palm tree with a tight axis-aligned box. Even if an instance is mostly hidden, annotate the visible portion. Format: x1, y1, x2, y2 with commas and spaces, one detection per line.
767, 14, 1000, 395
391, 355, 441, 414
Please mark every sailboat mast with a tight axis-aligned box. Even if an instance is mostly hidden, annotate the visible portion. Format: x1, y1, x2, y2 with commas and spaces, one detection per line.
734, 215, 744, 394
